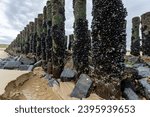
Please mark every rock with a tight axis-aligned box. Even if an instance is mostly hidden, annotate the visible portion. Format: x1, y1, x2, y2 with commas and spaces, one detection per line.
121, 79, 139, 100
14, 56, 19, 61
0, 60, 7, 67
133, 63, 145, 68
27, 60, 42, 71
124, 88, 139, 100
3, 61, 21, 69
27, 65, 34, 71
2, 56, 14, 62
139, 79, 150, 99
146, 62, 150, 67
48, 78, 60, 87
18, 65, 30, 71
136, 67, 150, 78
44, 73, 52, 80
60, 68, 76, 82
0, 64, 3, 69
123, 67, 139, 80
125, 64, 133, 68
0, 60, 5, 69
71, 74, 93, 99
18, 56, 35, 65
125, 56, 139, 65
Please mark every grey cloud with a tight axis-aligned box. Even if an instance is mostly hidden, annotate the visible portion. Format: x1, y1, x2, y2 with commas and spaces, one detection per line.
0, 0, 47, 44
4, 0, 47, 30
0, 0, 150, 51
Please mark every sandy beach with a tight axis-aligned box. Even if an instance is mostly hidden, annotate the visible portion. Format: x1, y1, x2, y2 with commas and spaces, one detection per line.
0, 48, 100, 100
0, 69, 29, 95
0, 48, 29, 95
0, 48, 9, 59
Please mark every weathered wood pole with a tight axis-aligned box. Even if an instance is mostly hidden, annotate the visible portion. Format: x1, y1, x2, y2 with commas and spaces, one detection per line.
51, 0, 65, 78
73, 0, 90, 74
64, 36, 68, 50
15, 34, 19, 54
18, 33, 22, 54
131, 17, 140, 56
68, 34, 74, 51
20, 31, 24, 54
24, 25, 30, 55
92, 0, 127, 99
46, 0, 53, 74
36, 14, 43, 61
141, 12, 150, 56
29, 22, 34, 54
41, 6, 47, 69
92, 0, 127, 78
32, 18, 38, 55
22, 29, 26, 54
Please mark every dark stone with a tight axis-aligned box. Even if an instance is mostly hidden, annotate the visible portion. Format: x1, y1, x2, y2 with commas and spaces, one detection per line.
44, 73, 53, 80
18, 56, 35, 65
27, 65, 34, 71
27, 60, 42, 71
48, 78, 60, 87
125, 56, 139, 65
139, 79, 150, 99
123, 88, 139, 100
60, 68, 76, 82
123, 67, 139, 80
14, 56, 19, 61
71, 74, 93, 99
133, 63, 145, 68
121, 79, 139, 100
147, 62, 150, 67
0, 63, 3, 69
18, 65, 30, 71
0, 59, 6, 69
136, 67, 150, 78
3, 61, 21, 69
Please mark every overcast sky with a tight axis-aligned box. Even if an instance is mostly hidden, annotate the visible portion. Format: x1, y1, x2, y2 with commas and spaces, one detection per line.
0, 0, 150, 50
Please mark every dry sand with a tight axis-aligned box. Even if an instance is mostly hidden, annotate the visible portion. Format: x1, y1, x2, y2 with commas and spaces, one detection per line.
0, 49, 101, 100
0, 48, 29, 95
0, 70, 29, 95
0, 67, 101, 100
0, 48, 9, 59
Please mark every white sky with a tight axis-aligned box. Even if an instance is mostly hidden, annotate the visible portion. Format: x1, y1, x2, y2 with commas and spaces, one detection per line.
0, 0, 150, 50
